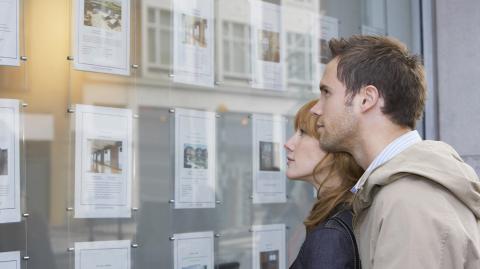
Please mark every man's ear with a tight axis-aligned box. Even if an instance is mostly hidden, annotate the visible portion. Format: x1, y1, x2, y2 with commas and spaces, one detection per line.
359, 85, 380, 112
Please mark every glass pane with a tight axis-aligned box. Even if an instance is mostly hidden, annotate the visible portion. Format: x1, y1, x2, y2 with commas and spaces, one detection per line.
223, 21, 229, 36
160, 9, 171, 26
148, 28, 156, 63
233, 43, 246, 74
223, 40, 230, 72
233, 23, 245, 38
160, 29, 171, 65
147, 8, 156, 23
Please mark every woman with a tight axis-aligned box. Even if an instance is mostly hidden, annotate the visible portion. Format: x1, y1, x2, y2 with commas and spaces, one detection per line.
285, 100, 364, 269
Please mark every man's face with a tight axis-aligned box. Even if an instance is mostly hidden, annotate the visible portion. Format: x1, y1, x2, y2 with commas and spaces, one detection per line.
310, 58, 359, 152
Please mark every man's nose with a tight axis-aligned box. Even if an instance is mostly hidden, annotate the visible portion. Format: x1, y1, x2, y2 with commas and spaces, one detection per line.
310, 99, 323, 116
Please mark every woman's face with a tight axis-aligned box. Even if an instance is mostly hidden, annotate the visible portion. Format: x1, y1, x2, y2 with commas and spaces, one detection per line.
284, 129, 327, 182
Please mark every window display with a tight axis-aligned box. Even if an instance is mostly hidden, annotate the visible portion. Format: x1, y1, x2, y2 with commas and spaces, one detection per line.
0, 99, 20, 224
0, 251, 20, 269
73, 0, 131, 75
174, 108, 216, 209
250, 1, 285, 91
173, 231, 214, 269
0, 0, 425, 268
252, 224, 286, 269
74, 104, 133, 218
361, 25, 385, 36
74, 240, 131, 269
173, 0, 215, 87
0, 0, 19, 66
317, 15, 339, 83
251, 114, 286, 204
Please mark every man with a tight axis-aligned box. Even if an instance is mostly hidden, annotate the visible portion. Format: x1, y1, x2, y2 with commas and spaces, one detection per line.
310, 35, 480, 268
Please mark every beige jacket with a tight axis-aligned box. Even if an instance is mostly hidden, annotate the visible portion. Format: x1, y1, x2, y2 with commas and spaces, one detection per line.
353, 140, 480, 269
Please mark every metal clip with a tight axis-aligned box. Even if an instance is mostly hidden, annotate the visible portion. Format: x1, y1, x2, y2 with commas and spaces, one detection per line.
22, 256, 30, 260
66, 207, 74, 211
22, 213, 29, 218
169, 236, 175, 241
67, 56, 74, 61
131, 243, 139, 248
131, 64, 140, 69
169, 109, 175, 113
67, 108, 75, 113
20, 56, 28, 61
67, 247, 75, 252
22, 103, 28, 108
168, 199, 175, 204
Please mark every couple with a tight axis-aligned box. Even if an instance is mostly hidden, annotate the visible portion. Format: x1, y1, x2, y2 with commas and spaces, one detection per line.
286, 35, 480, 269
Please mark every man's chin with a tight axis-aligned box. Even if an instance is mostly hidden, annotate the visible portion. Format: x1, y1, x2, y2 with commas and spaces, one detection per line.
319, 138, 340, 152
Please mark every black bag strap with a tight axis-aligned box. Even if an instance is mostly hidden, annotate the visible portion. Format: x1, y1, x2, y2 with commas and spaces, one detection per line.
331, 214, 362, 269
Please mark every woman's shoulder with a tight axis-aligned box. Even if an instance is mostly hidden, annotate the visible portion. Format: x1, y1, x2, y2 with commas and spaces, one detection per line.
307, 209, 353, 240
296, 209, 356, 268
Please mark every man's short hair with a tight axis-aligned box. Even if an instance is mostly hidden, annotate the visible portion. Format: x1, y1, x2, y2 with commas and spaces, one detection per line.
328, 35, 426, 129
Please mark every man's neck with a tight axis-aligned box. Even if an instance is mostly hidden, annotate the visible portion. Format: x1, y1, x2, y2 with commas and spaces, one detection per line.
352, 126, 412, 170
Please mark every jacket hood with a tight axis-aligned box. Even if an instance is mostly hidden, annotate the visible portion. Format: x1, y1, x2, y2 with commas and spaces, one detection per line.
354, 140, 480, 218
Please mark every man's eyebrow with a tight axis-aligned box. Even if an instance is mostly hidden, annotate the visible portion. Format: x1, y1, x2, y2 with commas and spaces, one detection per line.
319, 84, 331, 91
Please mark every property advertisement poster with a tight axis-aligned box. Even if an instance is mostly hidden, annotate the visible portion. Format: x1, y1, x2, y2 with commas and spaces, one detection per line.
174, 108, 216, 209
316, 15, 338, 87
0, 99, 20, 224
173, 231, 214, 269
173, 0, 214, 87
73, 0, 131, 75
252, 114, 286, 204
250, 1, 284, 91
74, 104, 132, 218
252, 224, 286, 269
0, 251, 20, 269
75, 240, 131, 269
0, 0, 20, 66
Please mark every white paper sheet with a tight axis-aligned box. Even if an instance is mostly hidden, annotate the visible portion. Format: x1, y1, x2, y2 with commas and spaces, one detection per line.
73, 0, 130, 75
361, 25, 385, 36
75, 240, 131, 269
74, 104, 132, 218
0, 0, 19, 66
250, 1, 285, 91
0, 99, 20, 224
173, 231, 214, 269
174, 108, 216, 209
0, 251, 20, 269
316, 15, 339, 87
252, 114, 286, 204
0, 0, 20, 66
173, 0, 214, 87
252, 224, 286, 269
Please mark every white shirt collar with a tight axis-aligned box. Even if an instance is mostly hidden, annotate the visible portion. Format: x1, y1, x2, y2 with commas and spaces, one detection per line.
351, 130, 422, 193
